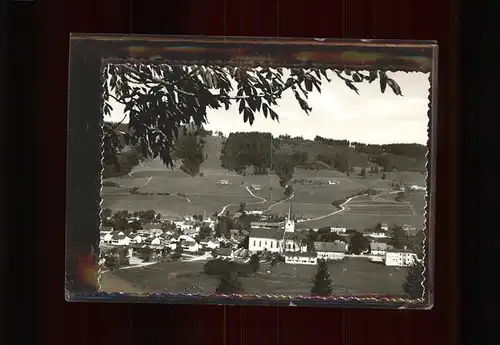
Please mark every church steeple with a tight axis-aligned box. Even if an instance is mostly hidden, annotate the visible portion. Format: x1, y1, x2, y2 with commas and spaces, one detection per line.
285, 203, 295, 232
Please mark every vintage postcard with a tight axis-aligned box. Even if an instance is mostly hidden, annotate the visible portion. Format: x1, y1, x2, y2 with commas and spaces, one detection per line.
66, 35, 437, 309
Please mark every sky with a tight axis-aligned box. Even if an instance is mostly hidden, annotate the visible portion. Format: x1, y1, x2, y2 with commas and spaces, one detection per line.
106, 69, 430, 145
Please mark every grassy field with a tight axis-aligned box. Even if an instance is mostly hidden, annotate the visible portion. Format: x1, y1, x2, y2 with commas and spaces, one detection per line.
101, 152, 427, 222
102, 258, 408, 296
344, 205, 415, 215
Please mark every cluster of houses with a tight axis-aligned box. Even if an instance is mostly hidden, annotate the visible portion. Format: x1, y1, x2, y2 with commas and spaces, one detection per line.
100, 205, 419, 268
247, 208, 418, 267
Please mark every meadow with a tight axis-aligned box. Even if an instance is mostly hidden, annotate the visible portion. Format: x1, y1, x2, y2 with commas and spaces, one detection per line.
103, 258, 409, 296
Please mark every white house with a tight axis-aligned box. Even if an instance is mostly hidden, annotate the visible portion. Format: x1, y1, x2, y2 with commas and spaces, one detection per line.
181, 240, 200, 253
143, 236, 161, 246
111, 234, 130, 246
370, 242, 394, 256
178, 235, 196, 243
364, 232, 389, 239
200, 237, 219, 250
129, 234, 143, 244
100, 226, 114, 234
284, 252, 318, 265
101, 233, 113, 244
327, 180, 339, 185
180, 221, 195, 231
313, 241, 348, 260
385, 249, 417, 267
380, 223, 389, 231
248, 228, 284, 253
330, 227, 347, 233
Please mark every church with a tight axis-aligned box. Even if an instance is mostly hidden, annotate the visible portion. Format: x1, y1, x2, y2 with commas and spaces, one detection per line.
247, 204, 307, 254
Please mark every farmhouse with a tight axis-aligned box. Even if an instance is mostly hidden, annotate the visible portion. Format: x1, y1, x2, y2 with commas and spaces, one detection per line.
370, 242, 394, 256
330, 227, 347, 233
181, 240, 199, 253
380, 223, 389, 231
314, 241, 348, 261
364, 231, 389, 239
129, 234, 143, 244
111, 234, 130, 246
200, 237, 219, 250
284, 252, 318, 265
385, 249, 417, 267
100, 226, 114, 234
143, 236, 161, 246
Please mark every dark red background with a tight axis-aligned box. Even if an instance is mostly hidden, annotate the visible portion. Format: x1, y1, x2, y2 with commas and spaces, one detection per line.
36, 0, 459, 344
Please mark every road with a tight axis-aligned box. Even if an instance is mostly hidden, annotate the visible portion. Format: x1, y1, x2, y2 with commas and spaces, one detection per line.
218, 186, 267, 216
296, 194, 363, 224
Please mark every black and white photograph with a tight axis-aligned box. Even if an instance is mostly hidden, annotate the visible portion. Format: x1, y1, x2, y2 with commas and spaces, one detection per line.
97, 59, 432, 301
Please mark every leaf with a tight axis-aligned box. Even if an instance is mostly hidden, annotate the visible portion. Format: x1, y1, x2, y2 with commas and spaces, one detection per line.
344, 81, 359, 95
352, 73, 362, 83
262, 103, 269, 118
269, 108, 278, 121
379, 71, 388, 93
304, 79, 313, 92
368, 71, 378, 83
244, 108, 255, 125
238, 99, 246, 114
387, 78, 403, 96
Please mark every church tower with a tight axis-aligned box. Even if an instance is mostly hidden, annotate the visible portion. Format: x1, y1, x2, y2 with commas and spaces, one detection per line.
284, 203, 295, 232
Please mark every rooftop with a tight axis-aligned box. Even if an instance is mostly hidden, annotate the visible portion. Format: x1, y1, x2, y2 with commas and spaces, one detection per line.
284, 251, 317, 258
313, 241, 348, 253
249, 228, 284, 240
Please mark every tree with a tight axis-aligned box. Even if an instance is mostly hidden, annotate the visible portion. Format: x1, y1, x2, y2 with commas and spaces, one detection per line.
381, 172, 387, 180
349, 231, 370, 254
310, 259, 333, 296
249, 253, 260, 274
216, 272, 244, 294
101, 208, 113, 219
388, 226, 411, 250
360, 167, 367, 178
284, 185, 294, 198
102, 64, 402, 171
199, 226, 212, 240
402, 261, 425, 299
239, 202, 247, 213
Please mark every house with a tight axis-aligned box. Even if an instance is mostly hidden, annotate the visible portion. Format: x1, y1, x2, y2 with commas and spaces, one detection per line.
143, 237, 161, 246
313, 241, 348, 260
216, 247, 233, 259
250, 184, 261, 191
248, 228, 284, 253
229, 229, 240, 238
247, 210, 263, 215
380, 223, 389, 231
200, 237, 219, 250
129, 234, 143, 244
184, 228, 198, 237
364, 231, 389, 239
402, 224, 419, 236
385, 249, 417, 267
370, 242, 394, 255
101, 232, 113, 244
218, 179, 229, 185
327, 180, 339, 185
100, 226, 114, 234
283, 232, 307, 252
330, 227, 347, 233
137, 229, 151, 236
178, 235, 196, 243
111, 234, 130, 246
181, 240, 200, 253
284, 252, 318, 265
179, 221, 195, 231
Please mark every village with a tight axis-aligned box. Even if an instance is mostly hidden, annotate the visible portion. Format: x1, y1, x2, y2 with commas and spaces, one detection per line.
99, 201, 421, 271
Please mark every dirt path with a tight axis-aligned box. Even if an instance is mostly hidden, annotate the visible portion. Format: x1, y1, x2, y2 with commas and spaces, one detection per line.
218, 186, 267, 216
